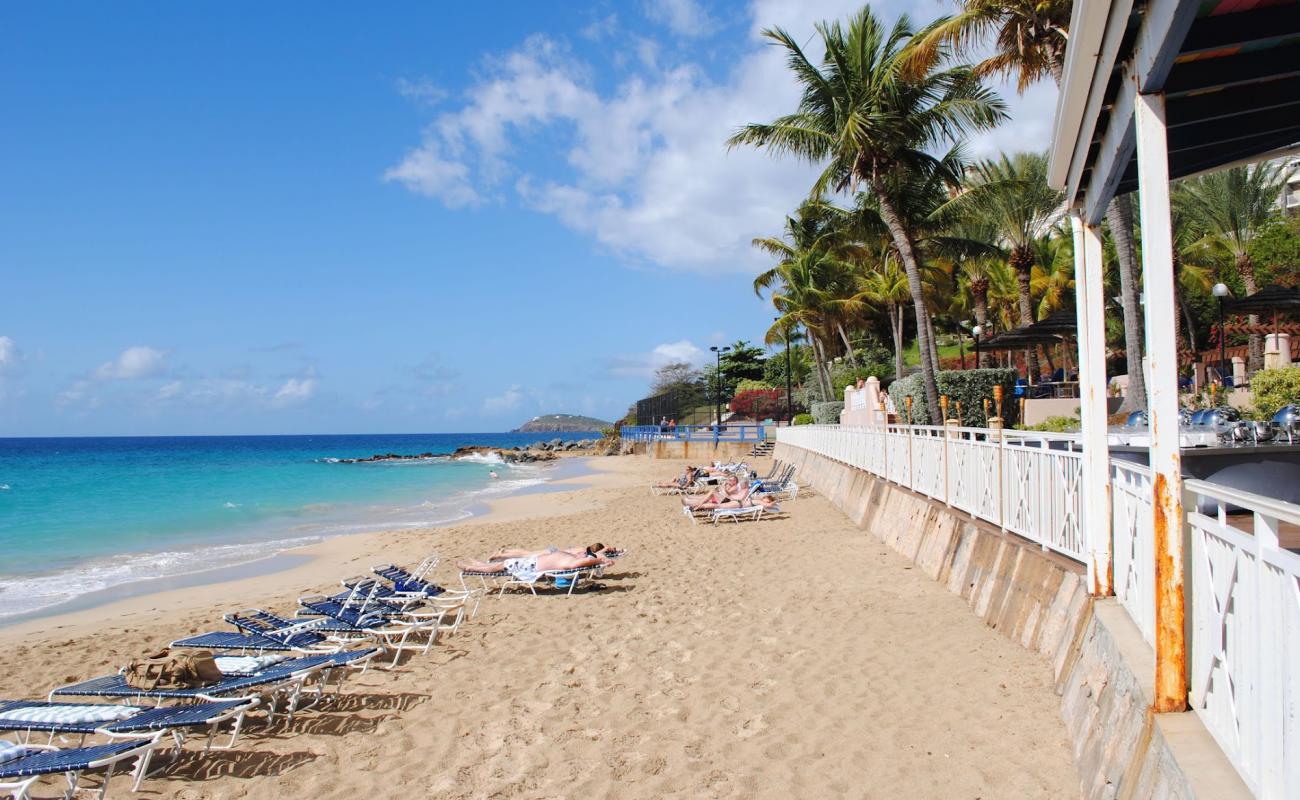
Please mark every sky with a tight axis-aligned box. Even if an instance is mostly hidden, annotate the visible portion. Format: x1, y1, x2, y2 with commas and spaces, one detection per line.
0, 0, 1057, 436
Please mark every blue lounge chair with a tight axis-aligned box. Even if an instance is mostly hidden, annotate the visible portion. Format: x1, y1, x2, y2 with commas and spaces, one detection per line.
370, 563, 444, 598
0, 736, 162, 799
0, 699, 254, 752
296, 596, 446, 669
50, 650, 375, 724
226, 608, 359, 638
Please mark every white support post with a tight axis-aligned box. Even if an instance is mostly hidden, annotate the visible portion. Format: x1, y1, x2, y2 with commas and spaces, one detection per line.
1072, 215, 1113, 596
1134, 91, 1187, 714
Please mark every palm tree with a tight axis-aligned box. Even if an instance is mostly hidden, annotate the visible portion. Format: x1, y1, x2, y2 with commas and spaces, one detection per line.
856, 246, 912, 378
909, 0, 1149, 411
728, 7, 1006, 424
1173, 162, 1293, 372
753, 204, 856, 400
943, 151, 1064, 378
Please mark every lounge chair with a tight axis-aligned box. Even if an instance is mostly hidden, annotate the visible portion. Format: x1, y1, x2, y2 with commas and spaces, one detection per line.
172, 614, 348, 655
0, 736, 163, 799
50, 650, 375, 724
501, 566, 602, 596
295, 596, 447, 668
0, 698, 255, 752
370, 559, 443, 598
708, 502, 778, 524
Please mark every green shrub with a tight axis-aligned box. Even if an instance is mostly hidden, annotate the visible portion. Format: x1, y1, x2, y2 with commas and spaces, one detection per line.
887, 368, 1019, 427
811, 401, 844, 424
1248, 366, 1300, 419
792, 413, 814, 425
1024, 415, 1080, 433
734, 378, 773, 393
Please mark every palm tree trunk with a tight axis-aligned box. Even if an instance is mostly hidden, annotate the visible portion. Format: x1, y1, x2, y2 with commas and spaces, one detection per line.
1108, 194, 1147, 413
891, 303, 905, 379
1012, 255, 1040, 380
973, 288, 989, 368
1237, 254, 1263, 372
836, 323, 858, 367
811, 335, 833, 401
876, 190, 941, 423
926, 314, 941, 374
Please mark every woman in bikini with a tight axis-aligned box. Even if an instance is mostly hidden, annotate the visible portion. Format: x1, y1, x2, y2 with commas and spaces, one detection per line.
681, 475, 749, 509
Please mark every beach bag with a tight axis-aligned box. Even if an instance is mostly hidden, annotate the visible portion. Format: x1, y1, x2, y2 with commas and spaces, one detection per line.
125, 648, 223, 690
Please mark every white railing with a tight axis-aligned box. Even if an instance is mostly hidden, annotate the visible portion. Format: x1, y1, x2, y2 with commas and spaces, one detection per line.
778, 424, 1300, 798
1185, 479, 1300, 799
777, 424, 1086, 561
1110, 460, 1156, 646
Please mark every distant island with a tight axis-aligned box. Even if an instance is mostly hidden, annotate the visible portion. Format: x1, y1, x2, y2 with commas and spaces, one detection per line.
513, 414, 611, 433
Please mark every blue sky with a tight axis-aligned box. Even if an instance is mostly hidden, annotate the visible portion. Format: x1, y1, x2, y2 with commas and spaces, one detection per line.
0, 0, 1055, 436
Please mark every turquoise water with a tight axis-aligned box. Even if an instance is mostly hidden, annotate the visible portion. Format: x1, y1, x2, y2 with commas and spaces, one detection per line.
0, 433, 597, 619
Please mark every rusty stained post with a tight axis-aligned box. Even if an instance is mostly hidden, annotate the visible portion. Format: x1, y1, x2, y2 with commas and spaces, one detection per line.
940, 395, 951, 504
1072, 216, 1113, 596
1135, 91, 1187, 713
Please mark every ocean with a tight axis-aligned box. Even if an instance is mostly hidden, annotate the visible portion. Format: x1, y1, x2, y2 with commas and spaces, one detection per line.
0, 432, 599, 621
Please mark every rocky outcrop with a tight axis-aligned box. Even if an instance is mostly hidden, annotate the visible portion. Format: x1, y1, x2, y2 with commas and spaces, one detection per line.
336, 452, 438, 463
513, 414, 610, 433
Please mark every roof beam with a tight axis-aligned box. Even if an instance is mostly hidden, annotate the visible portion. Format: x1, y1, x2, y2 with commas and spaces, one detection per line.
1164, 42, 1300, 96
1166, 76, 1300, 129
1062, 0, 1137, 206
1082, 73, 1136, 224
1133, 0, 1201, 92
1179, 6, 1300, 57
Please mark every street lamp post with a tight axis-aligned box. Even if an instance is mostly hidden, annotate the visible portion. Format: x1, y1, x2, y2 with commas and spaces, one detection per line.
1213, 282, 1230, 384
972, 325, 983, 368
710, 345, 731, 431
776, 317, 793, 424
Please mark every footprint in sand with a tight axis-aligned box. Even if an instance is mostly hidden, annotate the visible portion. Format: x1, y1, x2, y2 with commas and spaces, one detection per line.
736, 715, 768, 738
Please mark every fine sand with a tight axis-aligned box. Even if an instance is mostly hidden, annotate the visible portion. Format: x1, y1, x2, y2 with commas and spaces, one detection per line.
0, 456, 1080, 799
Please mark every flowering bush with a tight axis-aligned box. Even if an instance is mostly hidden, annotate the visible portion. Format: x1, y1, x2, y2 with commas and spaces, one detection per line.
729, 388, 785, 419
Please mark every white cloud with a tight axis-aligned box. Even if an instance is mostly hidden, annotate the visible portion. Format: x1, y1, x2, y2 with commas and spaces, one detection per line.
0, 337, 19, 370
385, 0, 1057, 274
580, 13, 618, 41
484, 384, 531, 413
271, 376, 316, 407
155, 380, 183, 401
94, 346, 168, 380
0, 336, 20, 402
383, 139, 481, 207
396, 76, 447, 106
607, 338, 709, 380
645, 0, 713, 37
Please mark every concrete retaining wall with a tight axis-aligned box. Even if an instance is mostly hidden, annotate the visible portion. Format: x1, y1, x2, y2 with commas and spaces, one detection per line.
775, 442, 1249, 800
645, 440, 757, 461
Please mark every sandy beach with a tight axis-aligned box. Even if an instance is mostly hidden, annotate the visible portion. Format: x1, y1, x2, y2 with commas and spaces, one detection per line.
0, 455, 1080, 799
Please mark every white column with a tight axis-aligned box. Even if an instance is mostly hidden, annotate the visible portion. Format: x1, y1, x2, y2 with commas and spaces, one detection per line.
1134, 91, 1187, 713
1072, 215, 1112, 596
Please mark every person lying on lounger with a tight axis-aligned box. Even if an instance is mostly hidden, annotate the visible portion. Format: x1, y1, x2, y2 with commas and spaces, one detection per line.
654, 466, 699, 489
681, 475, 748, 508
487, 543, 620, 561
457, 549, 611, 575
689, 493, 779, 512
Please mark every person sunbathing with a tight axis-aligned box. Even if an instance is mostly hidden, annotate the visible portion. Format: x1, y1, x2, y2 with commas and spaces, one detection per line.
457, 549, 610, 575
487, 543, 619, 561
654, 466, 699, 489
691, 493, 779, 512
682, 475, 748, 508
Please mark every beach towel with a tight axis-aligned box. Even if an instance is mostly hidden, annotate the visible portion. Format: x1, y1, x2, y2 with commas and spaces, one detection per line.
503, 556, 540, 583
213, 654, 290, 676
0, 704, 141, 726
0, 741, 31, 765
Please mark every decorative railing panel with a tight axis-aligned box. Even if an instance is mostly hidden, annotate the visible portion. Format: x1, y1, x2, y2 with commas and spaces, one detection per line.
775, 424, 1084, 561
1111, 460, 1155, 646
1186, 480, 1300, 799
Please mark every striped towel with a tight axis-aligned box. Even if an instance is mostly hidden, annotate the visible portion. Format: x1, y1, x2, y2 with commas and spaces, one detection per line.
0, 740, 31, 764
1, 704, 141, 726
214, 654, 290, 676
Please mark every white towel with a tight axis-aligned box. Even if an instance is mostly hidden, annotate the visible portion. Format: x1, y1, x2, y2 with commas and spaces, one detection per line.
503, 556, 540, 583
214, 654, 290, 676
1, 704, 141, 726
0, 740, 31, 764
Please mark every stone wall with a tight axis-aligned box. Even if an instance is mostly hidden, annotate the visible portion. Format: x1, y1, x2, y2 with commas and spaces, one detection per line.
775, 442, 1250, 800
646, 439, 757, 461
